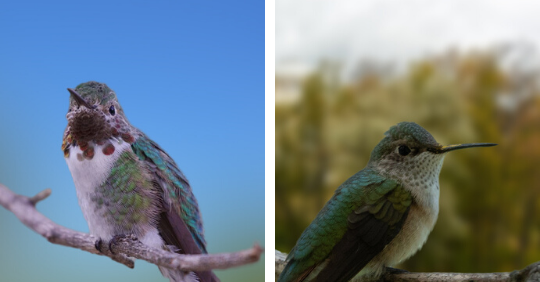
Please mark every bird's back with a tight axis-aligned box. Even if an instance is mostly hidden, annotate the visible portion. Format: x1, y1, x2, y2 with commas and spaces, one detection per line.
278, 167, 402, 282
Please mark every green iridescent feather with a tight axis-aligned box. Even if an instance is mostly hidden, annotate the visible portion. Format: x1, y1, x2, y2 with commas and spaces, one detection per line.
74, 81, 117, 105
95, 151, 156, 230
279, 168, 411, 281
131, 135, 207, 253
369, 122, 440, 163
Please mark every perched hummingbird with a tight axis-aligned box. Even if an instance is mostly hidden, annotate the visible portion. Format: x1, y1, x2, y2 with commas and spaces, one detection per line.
62, 81, 219, 282
278, 122, 496, 282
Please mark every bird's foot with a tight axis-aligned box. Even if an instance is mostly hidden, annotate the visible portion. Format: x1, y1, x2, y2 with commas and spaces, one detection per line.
95, 234, 137, 254
385, 267, 410, 274
109, 234, 129, 254
95, 237, 106, 253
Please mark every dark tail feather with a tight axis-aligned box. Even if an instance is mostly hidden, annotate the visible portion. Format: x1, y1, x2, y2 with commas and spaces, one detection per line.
278, 258, 315, 282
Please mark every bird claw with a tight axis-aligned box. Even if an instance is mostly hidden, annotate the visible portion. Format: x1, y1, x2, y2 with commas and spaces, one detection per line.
385, 267, 410, 274
94, 234, 135, 255
109, 234, 130, 254
94, 238, 107, 253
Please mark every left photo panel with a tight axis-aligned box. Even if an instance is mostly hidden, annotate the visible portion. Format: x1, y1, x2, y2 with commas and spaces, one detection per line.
0, 1, 264, 282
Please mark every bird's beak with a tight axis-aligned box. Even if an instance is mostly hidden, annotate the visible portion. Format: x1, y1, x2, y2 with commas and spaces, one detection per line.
67, 88, 96, 109
429, 143, 497, 154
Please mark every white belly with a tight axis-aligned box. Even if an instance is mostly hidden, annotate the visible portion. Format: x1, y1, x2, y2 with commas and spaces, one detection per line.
358, 191, 439, 279
377, 204, 438, 265
65, 141, 131, 239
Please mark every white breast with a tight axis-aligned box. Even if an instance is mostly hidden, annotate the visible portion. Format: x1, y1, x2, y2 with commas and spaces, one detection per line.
65, 141, 131, 193
65, 141, 131, 239
379, 152, 444, 266
359, 152, 445, 279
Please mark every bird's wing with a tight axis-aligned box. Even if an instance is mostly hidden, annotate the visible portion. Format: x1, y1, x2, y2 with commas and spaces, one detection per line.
131, 135, 206, 252
311, 183, 411, 282
278, 168, 411, 282
131, 135, 220, 282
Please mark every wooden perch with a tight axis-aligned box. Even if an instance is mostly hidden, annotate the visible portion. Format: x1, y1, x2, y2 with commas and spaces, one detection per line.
0, 183, 262, 272
275, 250, 540, 282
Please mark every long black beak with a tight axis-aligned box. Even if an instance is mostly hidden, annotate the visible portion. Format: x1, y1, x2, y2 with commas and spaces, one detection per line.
67, 88, 96, 109
429, 143, 497, 154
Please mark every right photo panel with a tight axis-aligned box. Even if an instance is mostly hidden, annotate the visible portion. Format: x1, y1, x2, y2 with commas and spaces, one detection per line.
276, 1, 540, 281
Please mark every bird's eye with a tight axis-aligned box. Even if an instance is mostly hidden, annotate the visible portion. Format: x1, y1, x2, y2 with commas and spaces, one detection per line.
398, 145, 411, 156
109, 105, 116, 116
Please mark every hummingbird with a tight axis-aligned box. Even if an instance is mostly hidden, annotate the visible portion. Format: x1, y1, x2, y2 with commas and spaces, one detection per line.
278, 122, 496, 282
61, 81, 219, 282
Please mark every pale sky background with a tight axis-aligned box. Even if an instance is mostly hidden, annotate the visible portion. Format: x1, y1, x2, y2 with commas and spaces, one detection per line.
276, 0, 540, 73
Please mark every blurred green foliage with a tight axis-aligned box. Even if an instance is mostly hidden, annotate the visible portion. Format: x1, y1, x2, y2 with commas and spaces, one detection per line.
275, 47, 540, 273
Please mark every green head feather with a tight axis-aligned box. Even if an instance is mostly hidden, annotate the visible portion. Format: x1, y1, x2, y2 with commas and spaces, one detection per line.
73, 81, 117, 105
369, 122, 440, 164
69, 81, 127, 120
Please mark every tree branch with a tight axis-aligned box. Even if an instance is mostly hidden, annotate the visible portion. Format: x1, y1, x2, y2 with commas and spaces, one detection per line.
275, 250, 540, 282
0, 183, 262, 272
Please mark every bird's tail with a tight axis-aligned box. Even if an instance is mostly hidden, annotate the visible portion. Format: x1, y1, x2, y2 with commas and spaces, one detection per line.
159, 266, 220, 282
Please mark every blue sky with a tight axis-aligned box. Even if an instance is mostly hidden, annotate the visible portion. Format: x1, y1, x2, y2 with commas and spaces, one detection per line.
0, 1, 264, 281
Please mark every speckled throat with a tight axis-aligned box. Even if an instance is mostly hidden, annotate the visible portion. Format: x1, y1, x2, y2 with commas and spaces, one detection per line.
62, 87, 136, 160
376, 151, 444, 208
68, 107, 111, 144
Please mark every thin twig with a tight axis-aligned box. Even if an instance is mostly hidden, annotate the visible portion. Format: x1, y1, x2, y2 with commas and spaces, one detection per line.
275, 249, 540, 282
29, 188, 51, 205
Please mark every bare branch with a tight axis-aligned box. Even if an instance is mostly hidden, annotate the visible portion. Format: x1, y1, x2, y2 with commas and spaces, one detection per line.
109, 235, 263, 272
275, 249, 288, 279
0, 183, 262, 272
275, 249, 540, 282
